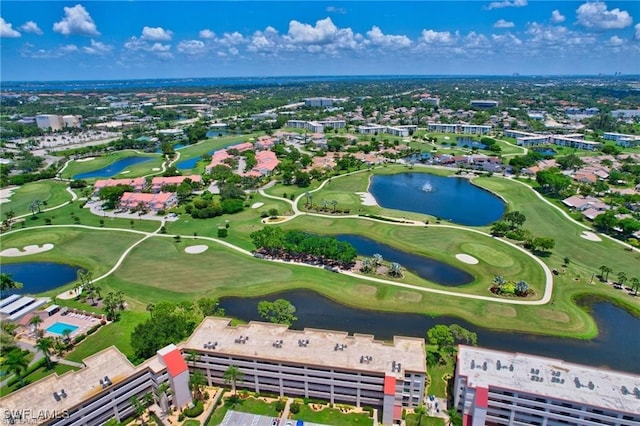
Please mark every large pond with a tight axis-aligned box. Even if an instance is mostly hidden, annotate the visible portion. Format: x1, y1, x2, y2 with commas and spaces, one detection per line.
176, 150, 215, 170
220, 290, 640, 374
369, 173, 505, 226
335, 234, 473, 286
73, 156, 153, 180
0, 262, 81, 297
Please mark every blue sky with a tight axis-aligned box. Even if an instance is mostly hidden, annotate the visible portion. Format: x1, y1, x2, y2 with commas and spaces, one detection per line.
1, 1, 639, 81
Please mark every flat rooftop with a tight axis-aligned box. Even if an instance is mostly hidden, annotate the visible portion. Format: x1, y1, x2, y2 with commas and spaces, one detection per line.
457, 345, 640, 415
183, 317, 426, 378
0, 347, 136, 415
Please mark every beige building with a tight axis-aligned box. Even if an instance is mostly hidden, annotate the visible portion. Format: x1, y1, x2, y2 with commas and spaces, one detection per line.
183, 317, 427, 425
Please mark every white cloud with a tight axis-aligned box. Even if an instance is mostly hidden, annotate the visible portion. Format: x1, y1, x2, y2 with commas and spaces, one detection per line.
493, 19, 515, 29
608, 35, 624, 46
83, 39, 112, 55
199, 29, 215, 39
464, 32, 491, 49
141, 26, 172, 41
177, 39, 206, 55
492, 33, 523, 46
550, 10, 565, 24
0, 17, 21, 38
249, 29, 278, 53
487, 0, 527, 10
421, 29, 456, 44
636, 23, 640, 41
20, 21, 43, 35
365, 26, 411, 48
526, 22, 596, 48
219, 31, 245, 46
53, 4, 100, 36
576, 1, 632, 30
124, 36, 172, 59
286, 17, 340, 44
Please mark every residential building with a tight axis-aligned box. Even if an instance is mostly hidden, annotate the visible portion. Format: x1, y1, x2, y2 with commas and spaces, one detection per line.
119, 192, 177, 211
550, 135, 600, 151
150, 175, 202, 192
470, 100, 498, 109
182, 317, 427, 425
286, 119, 346, 133
35, 114, 65, 131
603, 132, 640, 148
428, 123, 492, 134
0, 295, 47, 322
62, 115, 82, 128
205, 150, 232, 173
454, 345, 640, 426
93, 178, 147, 195
420, 97, 440, 106
0, 345, 190, 426
304, 97, 336, 107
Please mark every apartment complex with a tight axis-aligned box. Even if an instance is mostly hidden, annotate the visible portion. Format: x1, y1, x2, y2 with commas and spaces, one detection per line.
182, 318, 427, 425
35, 114, 82, 131
1, 345, 190, 426
454, 345, 640, 426
286, 119, 346, 133
603, 132, 640, 148
427, 123, 492, 135
358, 124, 418, 137
505, 130, 601, 151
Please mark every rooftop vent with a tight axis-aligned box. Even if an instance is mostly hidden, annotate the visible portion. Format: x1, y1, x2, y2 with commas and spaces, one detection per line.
360, 355, 373, 364
234, 335, 248, 344
634, 387, 640, 398
621, 385, 629, 395
334, 343, 347, 351
204, 341, 218, 350
298, 339, 310, 347
391, 360, 402, 373
53, 392, 61, 402
273, 339, 284, 348
59, 389, 67, 399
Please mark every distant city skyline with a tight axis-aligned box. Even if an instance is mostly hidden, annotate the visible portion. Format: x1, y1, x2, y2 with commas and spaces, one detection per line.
1, 1, 639, 81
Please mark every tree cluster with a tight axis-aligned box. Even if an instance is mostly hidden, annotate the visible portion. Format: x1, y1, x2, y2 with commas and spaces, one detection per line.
250, 227, 357, 266
426, 324, 477, 366
257, 299, 297, 326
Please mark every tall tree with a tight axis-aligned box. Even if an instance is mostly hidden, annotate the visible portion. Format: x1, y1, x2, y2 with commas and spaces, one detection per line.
0, 273, 23, 291
28, 315, 43, 333
223, 365, 244, 397
257, 299, 297, 326
5, 350, 29, 387
36, 337, 54, 369
599, 265, 613, 282
190, 370, 207, 400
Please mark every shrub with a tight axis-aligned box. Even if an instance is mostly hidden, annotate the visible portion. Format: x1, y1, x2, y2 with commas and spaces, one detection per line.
178, 413, 185, 422
217, 228, 228, 238
73, 334, 87, 344
100, 319, 107, 325
275, 399, 286, 412
290, 402, 301, 414
183, 400, 204, 418
86, 324, 100, 335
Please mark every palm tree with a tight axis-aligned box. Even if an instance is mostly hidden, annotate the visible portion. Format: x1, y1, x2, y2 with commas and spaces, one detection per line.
223, 365, 243, 397
414, 405, 427, 426
617, 272, 627, 287
36, 337, 54, 369
629, 277, 640, 296
331, 199, 338, 212
389, 262, 402, 277
129, 395, 145, 426
190, 370, 207, 400
599, 265, 613, 282
186, 349, 198, 368
155, 382, 171, 414
28, 315, 43, 333
53, 337, 67, 357
5, 350, 29, 387
372, 253, 383, 266
0, 273, 23, 291
146, 303, 155, 317
116, 290, 126, 310
4, 208, 15, 226
62, 328, 72, 344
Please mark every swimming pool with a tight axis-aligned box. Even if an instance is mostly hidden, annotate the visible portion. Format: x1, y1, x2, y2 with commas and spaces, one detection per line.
46, 322, 79, 335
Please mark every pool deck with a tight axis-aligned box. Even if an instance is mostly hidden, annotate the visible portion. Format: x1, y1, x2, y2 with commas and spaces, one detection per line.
24, 309, 104, 341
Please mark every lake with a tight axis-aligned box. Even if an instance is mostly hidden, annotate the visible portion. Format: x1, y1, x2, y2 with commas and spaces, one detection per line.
219, 290, 640, 374
73, 156, 152, 179
176, 151, 214, 170
0, 262, 81, 297
369, 173, 505, 226
335, 234, 473, 286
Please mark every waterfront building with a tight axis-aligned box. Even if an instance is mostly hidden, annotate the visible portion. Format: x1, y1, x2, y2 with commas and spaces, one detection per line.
1, 345, 190, 426
119, 192, 177, 212
454, 345, 640, 426
182, 317, 427, 425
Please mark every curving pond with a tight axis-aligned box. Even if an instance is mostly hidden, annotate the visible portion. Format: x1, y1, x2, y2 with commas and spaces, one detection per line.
73, 156, 153, 180
335, 234, 473, 286
369, 173, 505, 226
176, 150, 215, 170
0, 262, 81, 296
219, 290, 640, 374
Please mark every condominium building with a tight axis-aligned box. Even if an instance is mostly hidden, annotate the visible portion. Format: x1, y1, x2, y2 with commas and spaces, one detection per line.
35, 114, 65, 131
505, 130, 601, 151
470, 100, 498, 109
454, 345, 640, 426
428, 123, 492, 135
603, 132, 640, 148
550, 135, 600, 151
286, 119, 346, 133
304, 97, 336, 107
1, 345, 191, 426
182, 318, 427, 425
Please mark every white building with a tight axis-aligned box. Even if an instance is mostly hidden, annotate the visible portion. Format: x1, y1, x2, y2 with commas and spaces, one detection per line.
603, 132, 640, 148
1, 344, 191, 425
183, 317, 427, 425
304, 97, 337, 107
454, 345, 640, 426
35, 114, 65, 131
550, 135, 600, 151
428, 123, 492, 135
62, 115, 82, 128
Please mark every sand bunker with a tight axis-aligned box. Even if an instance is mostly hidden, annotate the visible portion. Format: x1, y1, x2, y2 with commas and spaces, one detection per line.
120, 170, 131, 175
251, 202, 264, 209
152, 168, 161, 171
355, 192, 378, 206
1, 244, 54, 257
0, 186, 17, 204
456, 254, 479, 264
580, 231, 601, 242
76, 157, 95, 162
184, 245, 208, 254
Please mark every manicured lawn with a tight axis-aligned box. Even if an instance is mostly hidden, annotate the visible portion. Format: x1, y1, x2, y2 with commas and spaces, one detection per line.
182, 420, 200, 426
405, 413, 446, 426
60, 150, 163, 180
291, 404, 374, 425
427, 358, 454, 398
206, 397, 280, 425
2, 180, 71, 217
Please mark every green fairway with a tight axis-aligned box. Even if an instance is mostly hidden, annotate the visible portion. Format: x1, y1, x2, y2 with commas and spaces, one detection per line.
60, 150, 163, 180
2, 180, 71, 216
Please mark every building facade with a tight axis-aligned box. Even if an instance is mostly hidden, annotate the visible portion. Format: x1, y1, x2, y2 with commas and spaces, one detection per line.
454, 345, 640, 426
182, 318, 427, 425
428, 123, 492, 134
1, 345, 190, 426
